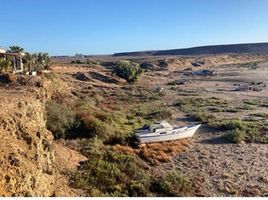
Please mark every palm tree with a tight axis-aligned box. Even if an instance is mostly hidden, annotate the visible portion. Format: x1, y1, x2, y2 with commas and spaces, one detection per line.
8, 46, 24, 53
23, 52, 36, 72
41, 53, 51, 69
35, 52, 51, 71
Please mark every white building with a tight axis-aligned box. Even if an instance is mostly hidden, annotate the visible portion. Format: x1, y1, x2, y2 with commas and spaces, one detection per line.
0, 47, 25, 73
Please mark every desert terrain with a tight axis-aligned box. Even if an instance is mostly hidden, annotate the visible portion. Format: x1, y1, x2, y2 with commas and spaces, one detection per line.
0, 54, 268, 197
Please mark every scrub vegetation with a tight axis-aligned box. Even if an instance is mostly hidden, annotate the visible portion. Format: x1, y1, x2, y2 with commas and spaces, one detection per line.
175, 97, 268, 144
45, 86, 193, 197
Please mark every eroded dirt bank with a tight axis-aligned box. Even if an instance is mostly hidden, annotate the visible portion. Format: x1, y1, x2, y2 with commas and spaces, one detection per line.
0, 79, 85, 196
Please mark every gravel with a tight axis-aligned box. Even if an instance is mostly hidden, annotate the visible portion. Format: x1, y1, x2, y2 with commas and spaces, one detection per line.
160, 128, 268, 197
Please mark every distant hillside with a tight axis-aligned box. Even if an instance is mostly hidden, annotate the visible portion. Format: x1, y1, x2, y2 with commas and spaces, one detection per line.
113, 42, 268, 57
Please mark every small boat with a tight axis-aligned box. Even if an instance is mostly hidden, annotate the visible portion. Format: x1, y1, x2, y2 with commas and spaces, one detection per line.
135, 121, 201, 144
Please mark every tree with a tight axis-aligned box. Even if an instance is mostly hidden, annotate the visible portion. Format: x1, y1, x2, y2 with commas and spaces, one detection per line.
112, 60, 143, 84
8, 46, 24, 53
23, 52, 36, 72
0, 58, 12, 73
35, 52, 51, 71
41, 52, 51, 69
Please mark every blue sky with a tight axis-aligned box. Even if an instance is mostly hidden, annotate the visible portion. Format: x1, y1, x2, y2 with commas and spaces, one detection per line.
1, 0, 268, 55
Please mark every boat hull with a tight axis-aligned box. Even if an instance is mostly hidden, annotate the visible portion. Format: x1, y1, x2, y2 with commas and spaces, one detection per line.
136, 124, 201, 144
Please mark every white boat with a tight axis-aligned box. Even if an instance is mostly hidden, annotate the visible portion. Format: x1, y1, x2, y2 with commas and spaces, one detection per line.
135, 121, 201, 144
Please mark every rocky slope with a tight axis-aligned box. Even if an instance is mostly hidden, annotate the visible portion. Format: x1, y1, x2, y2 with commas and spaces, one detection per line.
0, 77, 85, 196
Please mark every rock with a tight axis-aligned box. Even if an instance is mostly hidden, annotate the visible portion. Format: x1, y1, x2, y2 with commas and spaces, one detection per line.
222, 172, 232, 179
242, 187, 261, 196
259, 176, 268, 183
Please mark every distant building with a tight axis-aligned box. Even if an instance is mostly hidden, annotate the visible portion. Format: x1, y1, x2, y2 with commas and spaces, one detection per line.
75, 53, 85, 59
0, 47, 25, 73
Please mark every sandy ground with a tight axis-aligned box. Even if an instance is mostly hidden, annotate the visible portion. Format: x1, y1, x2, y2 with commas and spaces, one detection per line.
150, 62, 268, 197
161, 128, 268, 196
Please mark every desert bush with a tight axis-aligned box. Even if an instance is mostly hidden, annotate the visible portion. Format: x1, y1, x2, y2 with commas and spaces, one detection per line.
175, 97, 228, 113
140, 62, 155, 71
236, 104, 254, 110
112, 60, 143, 84
260, 101, 268, 108
174, 98, 267, 143
151, 170, 192, 196
146, 109, 173, 120
209, 107, 222, 113
74, 98, 132, 142
189, 110, 212, 124
158, 60, 169, 68
249, 112, 268, 118
73, 147, 151, 197
223, 119, 245, 130
43, 72, 57, 80
224, 129, 246, 143
243, 99, 258, 106
45, 100, 77, 139
220, 119, 265, 143
225, 108, 239, 113
77, 114, 110, 139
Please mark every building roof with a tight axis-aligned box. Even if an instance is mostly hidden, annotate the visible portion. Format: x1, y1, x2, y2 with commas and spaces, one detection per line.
5, 52, 25, 57
0, 48, 6, 54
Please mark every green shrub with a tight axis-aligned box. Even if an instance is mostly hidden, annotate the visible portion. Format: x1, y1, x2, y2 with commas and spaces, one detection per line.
236, 104, 254, 110
78, 114, 110, 139
243, 100, 258, 106
249, 112, 268, 118
45, 101, 77, 139
224, 129, 246, 144
151, 170, 192, 196
225, 108, 239, 113
260, 102, 268, 108
223, 119, 245, 130
221, 119, 265, 143
146, 109, 173, 120
112, 60, 143, 84
73, 147, 151, 197
209, 107, 222, 113
189, 111, 212, 123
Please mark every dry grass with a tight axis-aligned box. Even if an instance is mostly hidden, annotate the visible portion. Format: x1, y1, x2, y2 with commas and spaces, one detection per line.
112, 144, 136, 156
137, 139, 191, 165
112, 139, 191, 166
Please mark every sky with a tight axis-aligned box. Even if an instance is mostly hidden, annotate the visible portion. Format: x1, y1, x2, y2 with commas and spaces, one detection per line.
1, 0, 268, 56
